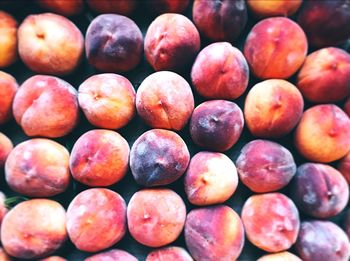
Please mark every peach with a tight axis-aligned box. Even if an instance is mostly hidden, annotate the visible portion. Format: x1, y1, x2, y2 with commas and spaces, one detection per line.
5, 139, 70, 197
291, 163, 349, 219
1, 199, 67, 259
0, 192, 8, 229
190, 100, 244, 152
66, 188, 126, 252
184, 151, 238, 206
146, 246, 193, 261
37, 0, 83, 16
296, 220, 350, 261
146, 0, 189, 15
247, 0, 302, 18
0, 11, 17, 68
18, 13, 83, 75
85, 14, 143, 72
185, 205, 244, 260
85, 249, 137, 261
12, 75, 79, 138
236, 139, 296, 193
0, 71, 18, 124
0, 248, 11, 261
192, 0, 247, 42
130, 129, 190, 186
294, 104, 350, 162
87, 0, 136, 16
39, 257, 66, 261
191, 42, 249, 100
244, 17, 307, 79
136, 71, 194, 130
0, 132, 13, 167
244, 79, 304, 138
258, 252, 302, 261
78, 73, 136, 129
144, 13, 200, 72
344, 97, 350, 117
297, 47, 350, 103
127, 188, 186, 247
241, 193, 300, 252
338, 152, 350, 184
70, 129, 129, 187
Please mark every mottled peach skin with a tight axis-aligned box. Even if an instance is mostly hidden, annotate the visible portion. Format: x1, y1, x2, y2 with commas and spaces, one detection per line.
0, 247, 11, 261
39, 256, 67, 261
294, 104, 350, 163
144, 13, 200, 72
87, 0, 136, 15
0, 11, 17, 68
136, 71, 194, 130
193, 0, 247, 42
130, 129, 190, 187
236, 140, 296, 193
13, 75, 79, 138
66, 188, 126, 252
298, 1, 350, 47
247, 0, 302, 18
85, 14, 143, 72
127, 188, 186, 247
296, 221, 350, 261
18, 13, 84, 75
0, 132, 13, 168
297, 47, 350, 103
291, 163, 349, 218
184, 151, 238, 206
191, 42, 249, 100
185, 205, 244, 261
241, 193, 300, 252
258, 251, 302, 261
146, 246, 193, 261
244, 17, 307, 79
190, 100, 244, 152
85, 249, 137, 261
146, 0, 189, 15
338, 152, 350, 184
244, 79, 304, 138
78, 74, 136, 129
345, 98, 350, 117
5, 139, 70, 197
0, 71, 18, 124
70, 130, 129, 187
1, 199, 67, 259
0, 192, 8, 229
37, 0, 83, 16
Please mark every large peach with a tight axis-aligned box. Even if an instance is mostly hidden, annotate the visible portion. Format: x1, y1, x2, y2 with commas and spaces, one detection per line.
146, 247, 193, 261
0, 71, 18, 124
37, 0, 83, 16
0, 132, 13, 168
146, 0, 189, 15
85, 249, 137, 261
87, 0, 136, 16
258, 252, 302, 261
338, 152, 350, 184
0, 11, 17, 68
247, 0, 302, 18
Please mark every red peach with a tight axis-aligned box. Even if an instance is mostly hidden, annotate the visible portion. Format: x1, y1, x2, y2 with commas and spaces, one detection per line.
338, 152, 350, 184
0, 71, 18, 124
247, 0, 302, 18
37, 0, 83, 16
87, 0, 136, 16
146, 246, 193, 261
0, 132, 13, 168
85, 249, 137, 261
0, 11, 17, 68
146, 0, 189, 15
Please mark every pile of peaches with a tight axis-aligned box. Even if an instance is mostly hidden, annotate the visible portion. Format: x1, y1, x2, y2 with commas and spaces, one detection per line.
0, 0, 350, 260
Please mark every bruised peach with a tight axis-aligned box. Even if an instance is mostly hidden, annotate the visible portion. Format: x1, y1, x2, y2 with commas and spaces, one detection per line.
0, 248, 11, 261
1, 199, 67, 259
338, 152, 350, 184
244, 17, 307, 79
258, 252, 302, 261
85, 249, 137, 261
0, 132, 12, 168
191, 42, 249, 100
294, 104, 350, 163
39, 257, 66, 261
0, 192, 8, 229
87, 0, 136, 16
66, 188, 126, 252
146, 0, 189, 15
0, 11, 17, 68
0, 71, 18, 124
37, 0, 83, 16
127, 188, 186, 247
146, 246, 193, 261
247, 0, 302, 18
136, 71, 194, 130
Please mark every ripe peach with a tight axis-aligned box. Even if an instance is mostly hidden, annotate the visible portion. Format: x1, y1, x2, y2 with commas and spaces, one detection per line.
191, 42, 249, 100
146, 0, 189, 15
144, 13, 200, 72
190, 100, 244, 152
0, 248, 11, 261
78, 73, 136, 129
39, 257, 66, 261
136, 71, 194, 130
0, 71, 18, 124
0, 11, 17, 68
297, 47, 350, 103
258, 252, 302, 261
1, 199, 67, 259
192, 0, 247, 42
0, 192, 8, 229
85, 14, 143, 72
247, 0, 302, 18
5, 139, 70, 197
241, 193, 300, 252
294, 104, 350, 163
12, 75, 79, 138
127, 188, 186, 247
146, 246, 193, 261
87, 0, 136, 16
85, 249, 137, 261
244, 17, 307, 79
344, 98, 350, 117
338, 152, 350, 184
66, 188, 126, 252
18, 13, 83, 75
0, 132, 13, 167
37, 0, 83, 16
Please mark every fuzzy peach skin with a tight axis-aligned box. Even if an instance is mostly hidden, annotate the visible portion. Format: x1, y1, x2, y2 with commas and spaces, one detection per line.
146, 246, 193, 261
78, 73, 136, 129
0, 71, 18, 124
146, 0, 189, 15
0, 248, 11, 261
70, 129, 129, 187
241, 193, 300, 252
136, 71, 194, 130
18, 13, 84, 75
185, 205, 244, 261
184, 151, 238, 206
247, 0, 302, 18
144, 13, 200, 72
297, 47, 350, 103
37, 0, 83, 16
66, 188, 126, 252
0, 132, 13, 168
244, 17, 307, 79
338, 152, 350, 184
12, 75, 79, 138
244, 79, 304, 138
85, 249, 137, 261
0, 192, 8, 229
258, 252, 302, 261
39, 256, 67, 261
87, 0, 136, 15
127, 188, 186, 247
5, 139, 70, 197
192, 0, 247, 42
344, 98, 350, 117
0, 11, 17, 68
294, 104, 350, 163
191, 42, 249, 100
1, 199, 67, 259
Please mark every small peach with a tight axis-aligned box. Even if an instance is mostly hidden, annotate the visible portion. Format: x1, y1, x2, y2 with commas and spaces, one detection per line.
247, 0, 302, 18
